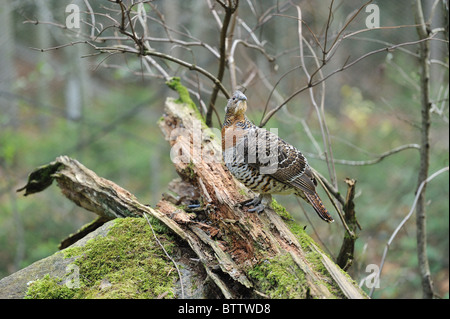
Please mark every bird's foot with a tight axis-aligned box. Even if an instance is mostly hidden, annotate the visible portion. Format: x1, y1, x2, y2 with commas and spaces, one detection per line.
247, 204, 265, 213
238, 194, 272, 214
238, 196, 261, 207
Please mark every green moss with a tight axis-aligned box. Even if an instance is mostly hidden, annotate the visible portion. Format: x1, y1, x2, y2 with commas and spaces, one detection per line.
166, 77, 201, 116
271, 198, 315, 251
270, 198, 293, 221
248, 254, 308, 298
25, 274, 77, 299
184, 160, 196, 180
269, 198, 345, 298
238, 188, 248, 197
165, 77, 220, 146
27, 218, 178, 299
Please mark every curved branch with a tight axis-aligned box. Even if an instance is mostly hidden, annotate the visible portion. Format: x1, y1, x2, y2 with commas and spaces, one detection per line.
259, 36, 438, 127
205, 0, 239, 127
143, 48, 230, 98
370, 166, 449, 298
307, 144, 421, 166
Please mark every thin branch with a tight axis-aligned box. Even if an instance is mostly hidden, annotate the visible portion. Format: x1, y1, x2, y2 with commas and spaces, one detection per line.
29, 40, 89, 52
322, 0, 335, 60
83, 0, 96, 38
228, 38, 275, 91
370, 166, 449, 298
295, 4, 337, 188
296, 197, 335, 258
206, 0, 224, 28
236, 16, 263, 45
304, 34, 338, 188
27, 3, 231, 103
326, 24, 437, 66
143, 48, 230, 98
259, 65, 303, 126
259, 36, 438, 127
230, 39, 275, 63
142, 56, 171, 81
300, 119, 323, 155
313, 169, 345, 207
143, 212, 185, 299
312, 169, 350, 235
140, 36, 220, 58
325, 0, 373, 57
206, 0, 239, 127
307, 143, 421, 166
317, 36, 439, 87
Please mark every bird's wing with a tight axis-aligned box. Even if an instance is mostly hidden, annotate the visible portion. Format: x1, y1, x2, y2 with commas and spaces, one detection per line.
244, 127, 317, 194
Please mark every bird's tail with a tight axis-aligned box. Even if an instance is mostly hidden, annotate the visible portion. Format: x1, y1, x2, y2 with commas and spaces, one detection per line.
304, 192, 334, 223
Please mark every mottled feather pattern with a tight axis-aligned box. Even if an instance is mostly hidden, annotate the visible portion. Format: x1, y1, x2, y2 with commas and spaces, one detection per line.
222, 91, 333, 223
303, 192, 333, 222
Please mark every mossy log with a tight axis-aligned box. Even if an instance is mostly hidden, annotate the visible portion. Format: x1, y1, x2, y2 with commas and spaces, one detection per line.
14, 97, 367, 299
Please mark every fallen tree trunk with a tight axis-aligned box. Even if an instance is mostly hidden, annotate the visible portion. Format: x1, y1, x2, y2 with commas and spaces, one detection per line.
15, 97, 367, 299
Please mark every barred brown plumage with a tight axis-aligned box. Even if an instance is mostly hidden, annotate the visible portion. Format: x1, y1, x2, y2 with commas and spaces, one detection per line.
221, 90, 334, 223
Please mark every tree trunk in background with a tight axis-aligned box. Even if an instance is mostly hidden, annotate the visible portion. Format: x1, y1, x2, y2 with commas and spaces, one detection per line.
36, 0, 53, 130
65, 0, 91, 162
0, 3, 18, 128
0, 3, 25, 274
414, 0, 434, 299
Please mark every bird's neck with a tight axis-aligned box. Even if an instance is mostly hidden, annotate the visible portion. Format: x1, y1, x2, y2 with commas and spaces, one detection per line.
221, 113, 254, 151
222, 111, 246, 128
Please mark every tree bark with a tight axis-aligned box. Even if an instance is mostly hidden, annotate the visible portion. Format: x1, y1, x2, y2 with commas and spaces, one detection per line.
414, 0, 434, 299
336, 178, 359, 271
17, 97, 367, 299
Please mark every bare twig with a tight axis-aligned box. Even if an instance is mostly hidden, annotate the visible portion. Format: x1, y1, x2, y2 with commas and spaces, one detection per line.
312, 169, 349, 234
143, 212, 185, 299
325, 0, 373, 58
259, 36, 438, 127
295, 4, 338, 189
370, 166, 449, 298
27, 0, 232, 111
307, 144, 421, 166
83, 0, 96, 38
140, 46, 231, 97
206, 0, 239, 127
259, 65, 303, 126
29, 40, 89, 52
313, 170, 345, 207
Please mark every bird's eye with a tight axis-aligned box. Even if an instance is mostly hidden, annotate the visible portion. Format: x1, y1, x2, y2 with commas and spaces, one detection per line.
232, 97, 236, 101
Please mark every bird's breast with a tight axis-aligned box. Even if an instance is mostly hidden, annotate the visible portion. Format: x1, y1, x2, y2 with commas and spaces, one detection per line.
225, 162, 294, 195
221, 125, 248, 151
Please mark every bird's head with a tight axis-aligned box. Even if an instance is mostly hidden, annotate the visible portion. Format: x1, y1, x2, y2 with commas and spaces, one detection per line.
225, 90, 248, 116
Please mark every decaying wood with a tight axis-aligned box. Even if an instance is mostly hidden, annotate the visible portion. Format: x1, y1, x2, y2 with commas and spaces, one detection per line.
336, 178, 359, 270
17, 98, 367, 299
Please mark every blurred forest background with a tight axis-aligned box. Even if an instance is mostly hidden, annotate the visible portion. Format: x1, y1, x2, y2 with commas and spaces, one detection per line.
0, 0, 448, 298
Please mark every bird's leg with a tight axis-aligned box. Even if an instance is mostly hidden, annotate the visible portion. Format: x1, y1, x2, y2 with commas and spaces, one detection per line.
239, 194, 272, 213
238, 196, 262, 207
